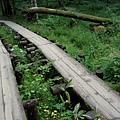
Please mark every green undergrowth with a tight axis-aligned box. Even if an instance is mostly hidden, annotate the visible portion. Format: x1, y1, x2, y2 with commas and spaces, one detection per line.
18, 58, 60, 120
7, 12, 119, 92
0, 24, 107, 120
0, 0, 120, 93
0, 0, 120, 119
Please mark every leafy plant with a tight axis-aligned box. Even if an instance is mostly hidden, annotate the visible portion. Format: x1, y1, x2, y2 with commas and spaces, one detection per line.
35, 15, 62, 29
11, 45, 28, 63
73, 103, 87, 120
1, 1, 120, 119
59, 80, 73, 104
94, 114, 101, 120
102, 56, 120, 83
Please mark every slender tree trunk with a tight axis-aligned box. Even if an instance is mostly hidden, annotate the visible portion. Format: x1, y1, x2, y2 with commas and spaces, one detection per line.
46, 0, 48, 7
77, 0, 80, 4
22, 7, 113, 23
31, 0, 38, 19
57, 0, 63, 7
12, 0, 16, 14
0, 0, 5, 15
3, 0, 12, 15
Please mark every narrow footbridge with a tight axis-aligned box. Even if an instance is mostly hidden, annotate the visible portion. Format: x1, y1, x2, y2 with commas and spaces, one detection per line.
0, 40, 27, 120
0, 20, 120, 120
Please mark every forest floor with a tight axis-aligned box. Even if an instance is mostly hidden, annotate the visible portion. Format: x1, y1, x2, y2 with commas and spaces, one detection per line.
0, 0, 120, 119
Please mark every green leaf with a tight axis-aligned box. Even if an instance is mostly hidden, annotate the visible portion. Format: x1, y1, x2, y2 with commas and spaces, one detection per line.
77, 110, 84, 117
66, 79, 72, 89
59, 85, 65, 91
60, 95, 65, 103
95, 113, 101, 117
65, 91, 71, 104
73, 103, 81, 114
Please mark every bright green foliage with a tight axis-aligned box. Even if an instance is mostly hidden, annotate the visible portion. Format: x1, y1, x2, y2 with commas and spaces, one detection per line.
0, 0, 120, 119
16, 54, 61, 119
73, 103, 86, 120
12, 45, 28, 63
102, 56, 120, 82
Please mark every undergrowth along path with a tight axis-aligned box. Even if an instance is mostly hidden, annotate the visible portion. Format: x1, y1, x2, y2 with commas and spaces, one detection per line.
0, 20, 120, 120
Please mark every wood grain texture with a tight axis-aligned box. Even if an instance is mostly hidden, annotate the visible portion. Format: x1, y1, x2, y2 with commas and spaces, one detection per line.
0, 20, 120, 120
0, 41, 27, 120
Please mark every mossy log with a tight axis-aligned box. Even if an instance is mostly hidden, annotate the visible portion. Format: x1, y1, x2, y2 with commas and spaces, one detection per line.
22, 7, 113, 23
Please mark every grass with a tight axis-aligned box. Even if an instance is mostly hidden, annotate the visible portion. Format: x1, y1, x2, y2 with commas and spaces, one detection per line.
2, 0, 120, 87
0, 0, 120, 119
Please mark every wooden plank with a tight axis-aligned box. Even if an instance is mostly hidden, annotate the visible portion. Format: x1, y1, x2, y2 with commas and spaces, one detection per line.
0, 41, 27, 120
2, 21, 51, 46
64, 58, 120, 102
37, 43, 70, 61
39, 44, 120, 118
0, 63, 5, 120
3, 52, 26, 120
1, 59, 13, 120
0, 46, 13, 120
1, 20, 120, 119
53, 59, 115, 118
44, 44, 120, 103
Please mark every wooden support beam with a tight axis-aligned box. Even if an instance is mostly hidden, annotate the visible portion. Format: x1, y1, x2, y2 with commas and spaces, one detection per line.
96, 69, 103, 79
20, 40, 28, 45
27, 47, 36, 53
51, 83, 66, 95
23, 99, 38, 120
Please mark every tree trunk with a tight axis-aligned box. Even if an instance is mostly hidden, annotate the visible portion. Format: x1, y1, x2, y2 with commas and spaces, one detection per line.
3, 0, 12, 15
12, 0, 16, 14
21, 7, 113, 23
0, 0, 5, 14
46, 0, 48, 7
30, 0, 38, 19
57, 0, 63, 7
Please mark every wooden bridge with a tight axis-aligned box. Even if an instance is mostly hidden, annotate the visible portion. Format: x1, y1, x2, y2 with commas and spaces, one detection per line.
0, 40, 27, 120
0, 20, 120, 120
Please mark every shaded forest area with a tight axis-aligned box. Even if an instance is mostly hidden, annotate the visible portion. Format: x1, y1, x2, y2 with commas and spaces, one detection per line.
0, 0, 120, 15
0, 0, 120, 103
1, 0, 119, 91
0, 0, 120, 120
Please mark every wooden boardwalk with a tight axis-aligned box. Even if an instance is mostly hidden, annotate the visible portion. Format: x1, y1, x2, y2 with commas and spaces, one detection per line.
0, 20, 120, 120
0, 40, 27, 120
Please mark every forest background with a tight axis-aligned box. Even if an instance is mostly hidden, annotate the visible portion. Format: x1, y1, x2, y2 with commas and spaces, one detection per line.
0, 0, 120, 119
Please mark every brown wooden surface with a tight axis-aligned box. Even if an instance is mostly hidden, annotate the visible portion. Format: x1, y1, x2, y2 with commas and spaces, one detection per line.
0, 20, 120, 120
0, 41, 27, 120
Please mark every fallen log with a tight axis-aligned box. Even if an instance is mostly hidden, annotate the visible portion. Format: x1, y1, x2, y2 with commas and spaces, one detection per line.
22, 7, 113, 23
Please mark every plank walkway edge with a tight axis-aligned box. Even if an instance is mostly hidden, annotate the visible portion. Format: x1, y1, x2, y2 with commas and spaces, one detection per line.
0, 41, 27, 120
0, 20, 120, 120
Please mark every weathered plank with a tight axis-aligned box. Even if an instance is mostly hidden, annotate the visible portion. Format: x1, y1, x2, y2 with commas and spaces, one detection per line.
1, 21, 51, 45
0, 20, 120, 120
0, 41, 27, 120
40, 44, 120, 118
0, 64, 4, 120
